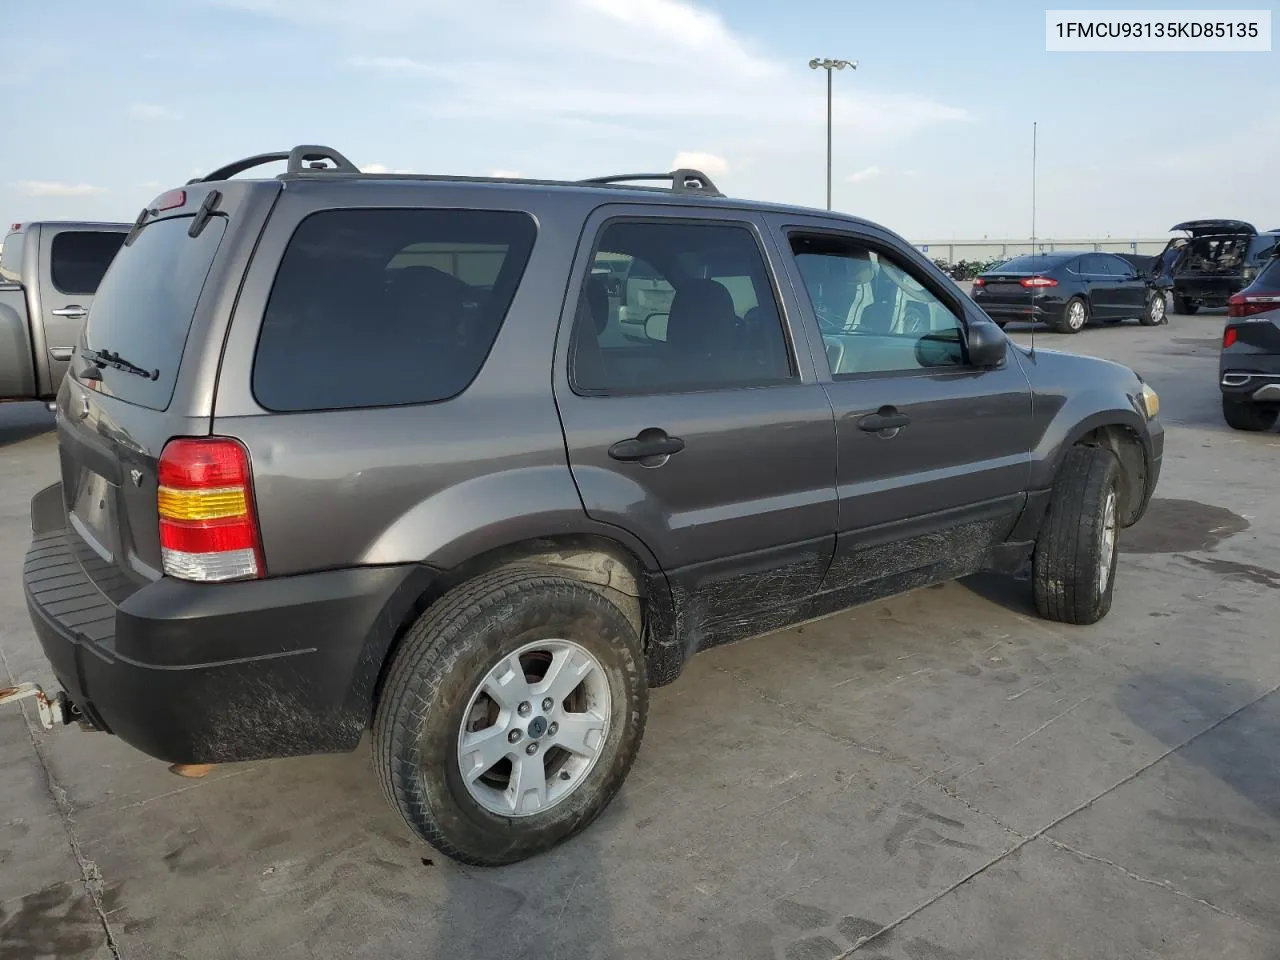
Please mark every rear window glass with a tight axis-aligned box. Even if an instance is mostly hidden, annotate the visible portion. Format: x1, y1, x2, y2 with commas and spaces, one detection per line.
252, 209, 536, 412
990, 255, 1070, 273
50, 231, 126, 295
1256, 257, 1280, 288
82, 216, 227, 410
0, 230, 25, 282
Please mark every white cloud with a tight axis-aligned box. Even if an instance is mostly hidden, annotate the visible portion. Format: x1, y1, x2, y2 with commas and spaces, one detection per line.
129, 103, 182, 121
15, 181, 107, 198
671, 152, 728, 176
361, 162, 412, 174
220, 0, 968, 207
848, 165, 881, 183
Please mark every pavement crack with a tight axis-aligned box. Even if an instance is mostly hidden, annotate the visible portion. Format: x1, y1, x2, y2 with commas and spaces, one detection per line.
1039, 835, 1267, 929
1, 647, 123, 959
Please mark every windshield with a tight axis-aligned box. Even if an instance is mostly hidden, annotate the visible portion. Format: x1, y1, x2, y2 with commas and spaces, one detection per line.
80, 215, 227, 410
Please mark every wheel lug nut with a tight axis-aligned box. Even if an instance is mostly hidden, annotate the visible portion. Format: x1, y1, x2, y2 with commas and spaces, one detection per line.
525, 741, 539, 755
542, 697, 554, 711
548, 722, 558, 736
508, 729, 522, 743
518, 701, 532, 716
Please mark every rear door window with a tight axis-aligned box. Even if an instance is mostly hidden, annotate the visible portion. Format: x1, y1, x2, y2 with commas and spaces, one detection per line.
50, 231, 126, 295
81, 216, 227, 410
253, 209, 536, 412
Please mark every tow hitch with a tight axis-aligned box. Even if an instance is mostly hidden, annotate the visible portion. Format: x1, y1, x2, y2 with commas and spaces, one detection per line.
0, 683, 74, 729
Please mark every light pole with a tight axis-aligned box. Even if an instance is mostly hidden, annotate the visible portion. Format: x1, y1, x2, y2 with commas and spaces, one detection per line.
808, 57, 857, 210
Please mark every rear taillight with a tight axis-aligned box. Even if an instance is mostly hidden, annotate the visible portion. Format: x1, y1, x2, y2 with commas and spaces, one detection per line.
1227, 290, 1280, 318
1223, 326, 1238, 348
157, 438, 263, 582
972, 278, 986, 287
1020, 276, 1058, 288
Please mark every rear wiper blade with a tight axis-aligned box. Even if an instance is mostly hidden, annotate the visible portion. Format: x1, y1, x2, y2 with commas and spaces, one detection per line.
82, 348, 159, 381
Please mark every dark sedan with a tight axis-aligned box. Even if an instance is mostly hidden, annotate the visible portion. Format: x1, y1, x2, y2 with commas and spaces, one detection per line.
1219, 253, 1280, 431
971, 251, 1168, 334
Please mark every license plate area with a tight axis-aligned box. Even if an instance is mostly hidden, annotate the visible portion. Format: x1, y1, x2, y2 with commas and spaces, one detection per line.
70, 470, 117, 562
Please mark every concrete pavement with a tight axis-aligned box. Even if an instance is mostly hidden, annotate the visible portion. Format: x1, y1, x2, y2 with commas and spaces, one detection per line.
2, 309, 1278, 959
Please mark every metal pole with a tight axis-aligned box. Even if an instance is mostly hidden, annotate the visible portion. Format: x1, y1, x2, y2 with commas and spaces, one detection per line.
810, 58, 856, 212
826, 68, 833, 209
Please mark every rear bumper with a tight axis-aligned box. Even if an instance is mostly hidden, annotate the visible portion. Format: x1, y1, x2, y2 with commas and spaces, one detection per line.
1220, 354, 1280, 403
974, 298, 1059, 322
1174, 278, 1244, 306
23, 483, 432, 764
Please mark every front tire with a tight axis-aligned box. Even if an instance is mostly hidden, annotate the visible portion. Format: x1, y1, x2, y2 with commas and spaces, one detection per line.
1222, 398, 1279, 432
1139, 292, 1166, 326
1033, 446, 1122, 625
374, 565, 649, 866
1056, 297, 1089, 334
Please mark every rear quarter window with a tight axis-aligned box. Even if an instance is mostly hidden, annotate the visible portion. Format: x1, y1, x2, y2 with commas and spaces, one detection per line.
252, 208, 536, 412
50, 231, 126, 295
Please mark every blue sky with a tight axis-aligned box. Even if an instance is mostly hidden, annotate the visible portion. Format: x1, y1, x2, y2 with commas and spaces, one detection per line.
4, 0, 1277, 239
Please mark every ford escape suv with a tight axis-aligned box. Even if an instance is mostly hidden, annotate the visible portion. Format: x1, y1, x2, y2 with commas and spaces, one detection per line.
23, 145, 1163, 866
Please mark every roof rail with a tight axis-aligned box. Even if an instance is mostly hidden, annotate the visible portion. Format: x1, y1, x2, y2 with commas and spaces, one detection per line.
581, 168, 723, 197
189, 144, 360, 184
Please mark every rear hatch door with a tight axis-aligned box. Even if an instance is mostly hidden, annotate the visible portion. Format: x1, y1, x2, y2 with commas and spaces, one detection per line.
1171, 219, 1257, 238
56, 185, 266, 602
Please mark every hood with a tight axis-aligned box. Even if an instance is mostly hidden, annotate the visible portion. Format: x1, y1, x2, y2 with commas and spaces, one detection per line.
1170, 219, 1256, 237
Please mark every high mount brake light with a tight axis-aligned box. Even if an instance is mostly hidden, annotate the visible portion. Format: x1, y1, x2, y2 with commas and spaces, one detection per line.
150, 189, 186, 212
157, 438, 263, 582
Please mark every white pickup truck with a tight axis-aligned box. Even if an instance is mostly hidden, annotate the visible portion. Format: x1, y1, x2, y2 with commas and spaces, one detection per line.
1, 221, 129, 401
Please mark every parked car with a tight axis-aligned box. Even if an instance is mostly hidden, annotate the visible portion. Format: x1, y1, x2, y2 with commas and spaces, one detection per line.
1219, 251, 1280, 431
1, 221, 129, 402
971, 251, 1168, 333
21, 144, 1163, 867
1158, 220, 1280, 314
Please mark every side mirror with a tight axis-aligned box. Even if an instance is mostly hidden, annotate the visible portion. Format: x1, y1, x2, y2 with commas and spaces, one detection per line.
966, 318, 1007, 369
644, 313, 668, 342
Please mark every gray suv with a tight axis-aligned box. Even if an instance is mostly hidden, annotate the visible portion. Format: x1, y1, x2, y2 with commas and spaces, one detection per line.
23, 145, 1163, 866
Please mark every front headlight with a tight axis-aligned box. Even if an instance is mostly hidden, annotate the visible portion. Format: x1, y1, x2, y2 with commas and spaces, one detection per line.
1140, 382, 1160, 420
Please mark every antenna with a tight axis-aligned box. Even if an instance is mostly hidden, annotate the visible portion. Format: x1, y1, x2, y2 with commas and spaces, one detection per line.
1029, 121, 1037, 359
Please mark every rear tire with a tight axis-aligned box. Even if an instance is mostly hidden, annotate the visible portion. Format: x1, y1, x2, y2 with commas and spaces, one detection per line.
1174, 295, 1199, 315
1222, 398, 1279, 432
1033, 446, 1122, 625
1139, 292, 1166, 326
1056, 297, 1089, 334
373, 565, 648, 866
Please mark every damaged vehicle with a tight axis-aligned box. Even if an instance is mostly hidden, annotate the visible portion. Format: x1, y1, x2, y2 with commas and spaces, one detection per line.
20, 145, 1163, 867
1158, 220, 1280, 314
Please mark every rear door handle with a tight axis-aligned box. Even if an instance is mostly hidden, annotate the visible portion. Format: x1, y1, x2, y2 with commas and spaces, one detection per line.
858, 407, 910, 433
51, 306, 88, 319
608, 428, 685, 463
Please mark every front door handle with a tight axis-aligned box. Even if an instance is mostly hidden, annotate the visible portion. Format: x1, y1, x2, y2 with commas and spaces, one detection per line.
858, 407, 910, 433
608, 428, 685, 463
51, 306, 88, 319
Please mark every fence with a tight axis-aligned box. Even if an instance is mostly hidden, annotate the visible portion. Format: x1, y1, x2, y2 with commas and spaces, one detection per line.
913, 238, 1169, 262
